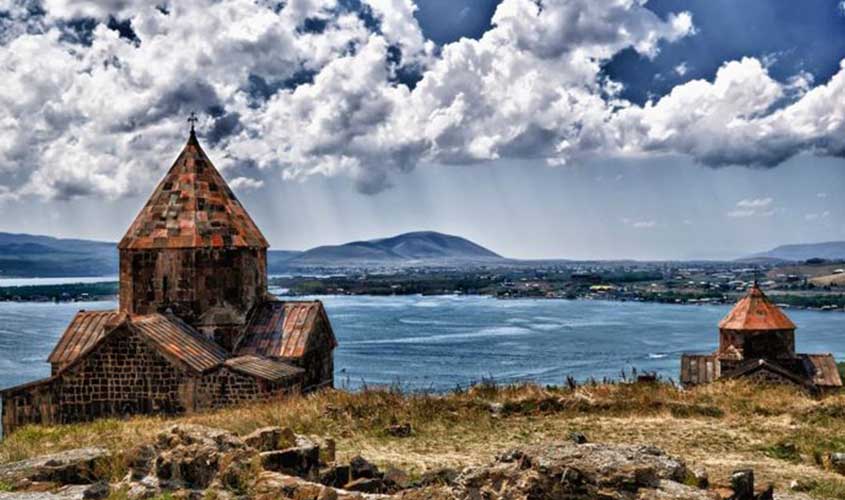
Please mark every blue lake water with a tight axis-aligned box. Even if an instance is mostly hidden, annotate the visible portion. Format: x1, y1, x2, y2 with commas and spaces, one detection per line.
1, 295, 844, 394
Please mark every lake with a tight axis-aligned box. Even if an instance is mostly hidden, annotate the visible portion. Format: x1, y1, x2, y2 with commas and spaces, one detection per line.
1, 295, 844, 394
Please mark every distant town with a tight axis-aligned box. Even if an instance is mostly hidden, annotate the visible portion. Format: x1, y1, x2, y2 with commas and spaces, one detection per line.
5, 258, 843, 311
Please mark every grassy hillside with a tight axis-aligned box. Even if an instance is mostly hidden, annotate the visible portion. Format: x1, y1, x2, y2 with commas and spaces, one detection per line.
4, 381, 845, 497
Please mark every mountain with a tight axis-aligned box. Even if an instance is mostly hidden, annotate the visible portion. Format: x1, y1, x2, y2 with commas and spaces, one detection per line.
0, 231, 502, 277
289, 231, 503, 265
0, 232, 118, 278
743, 241, 845, 262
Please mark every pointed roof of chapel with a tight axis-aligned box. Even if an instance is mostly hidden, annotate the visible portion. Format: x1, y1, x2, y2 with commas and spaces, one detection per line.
119, 131, 268, 250
718, 283, 796, 331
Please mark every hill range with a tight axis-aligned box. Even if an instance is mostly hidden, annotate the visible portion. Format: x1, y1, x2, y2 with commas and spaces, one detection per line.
742, 241, 845, 262
0, 231, 504, 278
2, 231, 845, 278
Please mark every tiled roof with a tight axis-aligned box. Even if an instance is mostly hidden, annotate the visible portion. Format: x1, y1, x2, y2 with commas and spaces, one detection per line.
224, 355, 304, 382
722, 358, 812, 388
48, 310, 121, 367
680, 354, 720, 386
718, 284, 796, 331
119, 131, 268, 250
129, 313, 228, 373
801, 354, 843, 387
237, 300, 337, 359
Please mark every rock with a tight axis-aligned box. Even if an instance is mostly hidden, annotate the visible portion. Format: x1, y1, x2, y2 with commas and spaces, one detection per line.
0, 485, 90, 500
308, 435, 337, 465
81, 482, 109, 499
349, 456, 380, 480
252, 471, 389, 500
124, 445, 156, 481
568, 431, 588, 444
259, 445, 320, 481
691, 467, 709, 489
243, 427, 296, 452
0, 448, 111, 487
452, 441, 691, 499
382, 467, 409, 490
320, 464, 352, 489
344, 477, 384, 493
830, 452, 845, 474
416, 468, 459, 487
640, 479, 721, 500
730, 470, 755, 500
789, 479, 814, 492
384, 424, 412, 438
157, 425, 245, 453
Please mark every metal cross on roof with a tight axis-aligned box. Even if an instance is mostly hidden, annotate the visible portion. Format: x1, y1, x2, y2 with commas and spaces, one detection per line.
187, 112, 198, 133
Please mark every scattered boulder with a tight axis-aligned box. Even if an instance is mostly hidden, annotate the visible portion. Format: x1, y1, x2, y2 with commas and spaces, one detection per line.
384, 424, 412, 438
253, 471, 389, 500
691, 466, 709, 489
320, 464, 352, 489
0, 485, 91, 500
451, 441, 694, 499
345, 477, 384, 493
382, 467, 409, 491
568, 431, 588, 444
243, 426, 296, 452
0, 448, 111, 488
416, 467, 459, 487
350, 456, 380, 480
259, 441, 320, 481
830, 452, 845, 474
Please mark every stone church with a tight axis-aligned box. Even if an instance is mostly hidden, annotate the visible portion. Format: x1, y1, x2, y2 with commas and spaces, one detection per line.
681, 283, 841, 393
2, 129, 337, 434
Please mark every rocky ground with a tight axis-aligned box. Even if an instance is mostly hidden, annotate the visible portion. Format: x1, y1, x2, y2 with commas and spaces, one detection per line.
0, 423, 821, 500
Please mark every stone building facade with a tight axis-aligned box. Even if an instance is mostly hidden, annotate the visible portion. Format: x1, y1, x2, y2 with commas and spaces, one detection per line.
680, 283, 841, 393
2, 130, 337, 435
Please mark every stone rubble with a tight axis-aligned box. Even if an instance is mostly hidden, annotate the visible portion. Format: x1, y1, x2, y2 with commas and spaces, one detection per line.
0, 424, 815, 499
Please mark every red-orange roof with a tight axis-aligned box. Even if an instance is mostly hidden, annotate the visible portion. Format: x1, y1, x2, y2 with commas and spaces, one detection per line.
47, 310, 227, 374
47, 310, 120, 368
119, 131, 268, 250
719, 284, 796, 331
237, 300, 337, 359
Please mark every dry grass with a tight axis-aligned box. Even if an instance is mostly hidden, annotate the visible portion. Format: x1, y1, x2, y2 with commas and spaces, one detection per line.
3, 380, 845, 497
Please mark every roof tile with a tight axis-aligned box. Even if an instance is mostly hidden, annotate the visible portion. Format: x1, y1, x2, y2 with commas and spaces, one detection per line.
119, 132, 268, 250
719, 284, 796, 331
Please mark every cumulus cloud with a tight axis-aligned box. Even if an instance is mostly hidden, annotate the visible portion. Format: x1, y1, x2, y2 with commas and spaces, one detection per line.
229, 176, 264, 191
727, 198, 775, 217
0, 0, 843, 201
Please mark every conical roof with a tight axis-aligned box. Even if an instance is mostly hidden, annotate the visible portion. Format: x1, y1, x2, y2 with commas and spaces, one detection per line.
718, 283, 796, 331
119, 131, 268, 250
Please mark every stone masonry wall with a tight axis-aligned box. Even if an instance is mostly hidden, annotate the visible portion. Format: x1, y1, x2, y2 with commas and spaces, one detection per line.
119, 247, 267, 338
195, 367, 301, 411
56, 327, 192, 423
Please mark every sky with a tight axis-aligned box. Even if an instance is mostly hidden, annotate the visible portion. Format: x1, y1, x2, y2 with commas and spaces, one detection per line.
0, 0, 843, 260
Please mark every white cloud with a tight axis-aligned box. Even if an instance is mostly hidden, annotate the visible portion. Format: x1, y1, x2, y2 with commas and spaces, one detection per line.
2, 0, 845, 201
805, 211, 831, 221
622, 218, 657, 228
229, 176, 264, 191
674, 62, 688, 77
736, 197, 773, 208
727, 198, 775, 218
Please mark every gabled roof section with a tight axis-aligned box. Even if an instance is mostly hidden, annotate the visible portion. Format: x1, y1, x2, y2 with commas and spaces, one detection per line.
129, 313, 228, 373
119, 131, 268, 250
224, 355, 304, 382
800, 353, 843, 388
48, 310, 121, 367
237, 300, 337, 359
718, 283, 796, 331
723, 358, 811, 388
